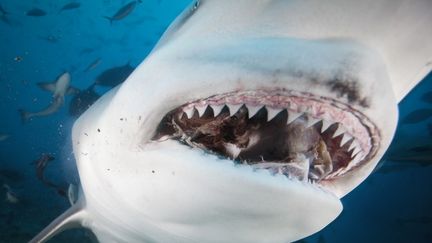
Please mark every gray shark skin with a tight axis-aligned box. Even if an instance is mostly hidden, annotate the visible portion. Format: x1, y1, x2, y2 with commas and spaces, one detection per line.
30, 0, 432, 242
19, 72, 78, 122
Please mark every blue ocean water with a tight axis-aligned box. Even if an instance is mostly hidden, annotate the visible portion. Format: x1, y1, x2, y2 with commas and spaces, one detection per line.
0, 0, 431, 242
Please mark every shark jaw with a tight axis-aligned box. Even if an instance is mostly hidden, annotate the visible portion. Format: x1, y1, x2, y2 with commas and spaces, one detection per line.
61, 38, 395, 242
152, 88, 380, 197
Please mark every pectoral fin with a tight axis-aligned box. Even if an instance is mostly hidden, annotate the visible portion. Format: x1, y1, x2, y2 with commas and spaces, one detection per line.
29, 202, 87, 243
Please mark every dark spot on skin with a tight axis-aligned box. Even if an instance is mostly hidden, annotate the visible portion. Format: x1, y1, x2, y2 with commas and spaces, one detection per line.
120, 118, 124, 121
97, 128, 101, 132
84, 133, 88, 136
107, 168, 110, 171
327, 79, 370, 108
151, 170, 155, 173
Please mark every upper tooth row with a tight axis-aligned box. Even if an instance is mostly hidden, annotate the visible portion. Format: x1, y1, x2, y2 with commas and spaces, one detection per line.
183, 104, 362, 153
185, 104, 332, 127
184, 104, 306, 122
187, 103, 344, 131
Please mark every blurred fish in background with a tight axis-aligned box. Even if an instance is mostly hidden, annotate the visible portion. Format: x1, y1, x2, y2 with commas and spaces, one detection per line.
26, 8, 46, 17
103, 0, 142, 24
58, 2, 81, 14
69, 85, 100, 117
94, 62, 135, 87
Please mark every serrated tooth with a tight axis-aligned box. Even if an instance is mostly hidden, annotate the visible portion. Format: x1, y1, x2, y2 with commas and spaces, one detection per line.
184, 107, 195, 119
227, 104, 242, 116
210, 104, 224, 117
321, 120, 332, 133
246, 104, 263, 118
266, 107, 283, 121
332, 124, 346, 138
340, 133, 353, 147
195, 105, 208, 117
306, 117, 321, 128
287, 111, 302, 124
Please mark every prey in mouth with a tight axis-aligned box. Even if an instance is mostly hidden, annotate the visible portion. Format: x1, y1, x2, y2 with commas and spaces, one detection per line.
153, 89, 380, 188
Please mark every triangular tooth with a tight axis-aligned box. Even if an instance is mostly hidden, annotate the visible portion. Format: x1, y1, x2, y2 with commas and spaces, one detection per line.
184, 107, 195, 119
210, 104, 225, 117
321, 120, 332, 133
351, 152, 363, 165
351, 146, 362, 158
195, 105, 208, 117
348, 140, 358, 152
227, 104, 242, 116
332, 124, 346, 138
246, 104, 263, 118
287, 111, 302, 124
340, 133, 353, 147
306, 117, 321, 128
266, 107, 283, 121
333, 167, 345, 176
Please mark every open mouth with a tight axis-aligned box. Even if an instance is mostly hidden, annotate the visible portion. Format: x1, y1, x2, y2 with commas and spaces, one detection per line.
153, 89, 380, 185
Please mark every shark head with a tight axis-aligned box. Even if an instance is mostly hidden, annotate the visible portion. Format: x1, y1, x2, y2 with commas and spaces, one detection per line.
31, 0, 431, 242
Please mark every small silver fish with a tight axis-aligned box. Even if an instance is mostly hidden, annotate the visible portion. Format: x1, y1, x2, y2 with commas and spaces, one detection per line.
103, 0, 141, 24
3, 184, 19, 204
59, 2, 81, 13
84, 58, 102, 72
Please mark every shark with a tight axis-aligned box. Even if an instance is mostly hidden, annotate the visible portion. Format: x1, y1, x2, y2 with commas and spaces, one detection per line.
30, 0, 432, 242
19, 72, 78, 122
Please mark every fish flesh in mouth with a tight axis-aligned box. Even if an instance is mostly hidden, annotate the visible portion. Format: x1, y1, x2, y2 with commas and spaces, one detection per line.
154, 89, 379, 185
